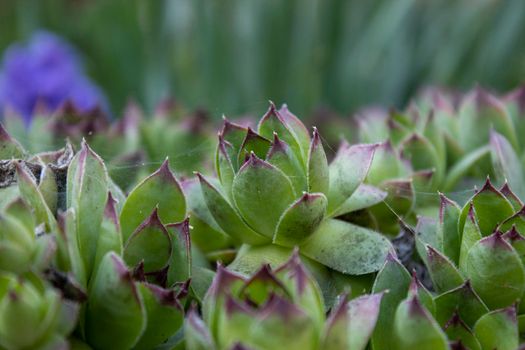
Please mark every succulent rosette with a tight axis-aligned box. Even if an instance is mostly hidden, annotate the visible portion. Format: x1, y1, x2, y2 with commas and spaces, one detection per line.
192, 103, 393, 301
356, 86, 525, 219
185, 251, 383, 350
0, 124, 202, 349
369, 179, 525, 349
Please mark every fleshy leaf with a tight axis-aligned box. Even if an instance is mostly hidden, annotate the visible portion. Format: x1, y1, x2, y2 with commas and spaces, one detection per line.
332, 184, 387, 217
491, 131, 525, 198
323, 292, 383, 350
371, 253, 411, 350
426, 245, 464, 294
459, 179, 514, 237
66, 140, 109, 276
443, 313, 481, 350
434, 281, 489, 328
232, 154, 296, 238
273, 193, 327, 247
500, 182, 523, 211
465, 231, 525, 309
85, 252, 146, 349
185, 306, 216, 350
266, 133, 306, 193
458, 204, 482, 273
300, 219, 392, 275
0, 123, 25, 159
16, 161, 57, 232
327, 143, 377, 215
219, 118, 247, 170
123, 208, 172, 273
133, 283, 185, 350
307, 128, 329, 195
439, 193, 461, 264
458, 88, 518, 152
473, 307, 518, 350
237, 128, 271, 166
165, 218, 192, 285
216, 137, 235, 198
120, 159, 186, 242
400, 133, 443, 188
393, 294, 449, 350
258, 102, 306, 164
279, 104, 311, 159
197, 173, 267, 245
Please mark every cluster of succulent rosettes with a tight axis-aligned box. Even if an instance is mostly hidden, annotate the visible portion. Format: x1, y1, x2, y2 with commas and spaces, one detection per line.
0, 126, 200, 349
372, 252, 520, 350
185, 250, 383, 350
371, 178, 525, 350
2, 98, 215, 190
192, 102, 393, 287
356, 85, 525, 216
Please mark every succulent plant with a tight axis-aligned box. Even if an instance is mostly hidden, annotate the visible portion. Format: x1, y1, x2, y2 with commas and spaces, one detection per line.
372, 252, 520, 350
0, 124, 201, 349
356, 85, 525, 220
191, 102, 393, 303
1, 98, 215, 193
185, 250, 383, 350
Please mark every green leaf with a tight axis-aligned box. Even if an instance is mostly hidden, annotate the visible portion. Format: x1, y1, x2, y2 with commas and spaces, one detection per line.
393, 294, 449, 350
197, 173, 268, 245
16, 162, 57, 232
400, 133, 443, 188
458, 203, 483, 273
300, 219, 392, 275
37, 165, 58, 214
327, 143, 377, 215
473, 307, 518, 350
185, 307, 216, 350
331, 184, 387, 217
370, 254, 411, 350
67, 140, 109, 277
273, 193, 327, 247
237, 128, 271, 166
459, 179, 514, 237
279, 104, 311, 159
165, 219, 192, 286
434, 281, 489, 328
458, 89, 518, 152
133, 283, 185, 350
442, 145, 491, 192
499, 182, 523, 211
232, 154, 295, 238
93, 192, 123, 277
85, 252, 146, 349
491, 131, 525, 198
466, 232, 525, 309
218, 118, 247, 171
426, 245, 464, 294
120, 159, 186, 242
323, 292, 383, 350
439, 194, 461, 264
443, 313, 481, 350
307, 128, 329, 195
216, 137, 235, 199
258, 103, 306, 164
266, 133, 306, 193
124, 208, 172, 273
0, 123, 24, 159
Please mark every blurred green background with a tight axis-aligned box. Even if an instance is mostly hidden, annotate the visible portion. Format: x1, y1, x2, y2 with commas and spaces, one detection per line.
1, 0, 525, 118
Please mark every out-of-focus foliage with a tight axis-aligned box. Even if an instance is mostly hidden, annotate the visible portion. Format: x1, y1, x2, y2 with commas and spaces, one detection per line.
1, 0, 525, 117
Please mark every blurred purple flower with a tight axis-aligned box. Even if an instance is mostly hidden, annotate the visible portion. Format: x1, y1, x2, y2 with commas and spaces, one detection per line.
0, 31, 107, 124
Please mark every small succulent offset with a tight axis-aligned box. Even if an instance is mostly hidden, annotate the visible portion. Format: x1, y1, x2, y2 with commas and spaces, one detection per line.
185, 251, 383, 350
356, 85, 525, 216
193, 103, 392, 298
0, 124, 197, 349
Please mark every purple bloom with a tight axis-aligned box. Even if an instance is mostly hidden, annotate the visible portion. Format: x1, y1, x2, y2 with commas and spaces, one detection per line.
0, 31, 107, 124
